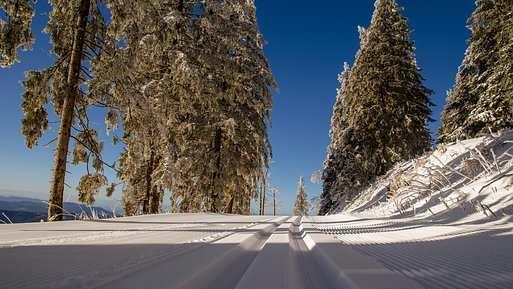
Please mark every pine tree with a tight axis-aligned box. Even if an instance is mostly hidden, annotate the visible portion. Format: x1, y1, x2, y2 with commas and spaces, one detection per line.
320, 63, 351, 214
89, 0, 189, 215
90, 0, 274, 215
346, 0, 432, 172
439, 0, 513, 143
168, 0, 274, 214
293, 177, 309, 216
472, 0, 513, 133
500, 1, 513, 108
0, 0, 34, 67
21, 0, 113, 220
321, 0, 432, 213
320, 27, 371, 215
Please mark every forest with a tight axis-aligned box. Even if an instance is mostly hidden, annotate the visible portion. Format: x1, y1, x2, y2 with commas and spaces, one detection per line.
1, 0, 512, 220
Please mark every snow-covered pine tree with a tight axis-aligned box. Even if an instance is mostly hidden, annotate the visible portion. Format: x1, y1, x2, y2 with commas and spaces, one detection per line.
208, 0, 274, 214
320, 63, 351, 215
21, 0, 113, 220
117, 139, 165, 215
322, 0, 432, 212
320, 26, 372, 215
293, 177, 309, 216
500, 1, 513, 108
90, 0, 190, 215
470, 0, 513, 133
345, 0, 432, 172
0, 0, 34, 67
91, 0, 274, 215
439, 0, 513, 143
168, 0, 274, 214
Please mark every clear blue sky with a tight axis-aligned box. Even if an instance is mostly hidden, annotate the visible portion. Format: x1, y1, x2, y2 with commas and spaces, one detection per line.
0, 0, 474, 214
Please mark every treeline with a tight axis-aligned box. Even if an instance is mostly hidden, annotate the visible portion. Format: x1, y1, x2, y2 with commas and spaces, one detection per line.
1, 0, 275, 220
321, 0, 513, 214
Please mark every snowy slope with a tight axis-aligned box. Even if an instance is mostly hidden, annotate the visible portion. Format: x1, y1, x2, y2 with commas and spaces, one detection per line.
313, 130, 513, 289
346, 130, 513, 222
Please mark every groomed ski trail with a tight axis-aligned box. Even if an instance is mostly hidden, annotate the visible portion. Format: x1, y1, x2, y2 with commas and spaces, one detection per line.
1, 213, 512, 289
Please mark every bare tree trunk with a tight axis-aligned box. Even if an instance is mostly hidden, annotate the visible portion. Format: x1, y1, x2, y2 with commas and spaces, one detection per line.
149, 186, 161, 214
273, 190, 276, 216
262, 192, 266, 215
258, 190, 262, 215
149, 155, 162, 214
259, 190, 266, 215
170, 194, 177, 213
224, 196, 234, 214
142, 150, 155, 214
48, 0, 90, 221
210, 128, 222, 213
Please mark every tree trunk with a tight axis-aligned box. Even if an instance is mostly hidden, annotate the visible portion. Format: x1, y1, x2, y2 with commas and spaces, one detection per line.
224, 196, 234, 214
273, 191, 276, 216
149, 186, 160, 214
210, 128, 222, 213
259, 190, 266, 215
48, 0, 90, 221
142, 150, 155, 214
149, 156, 162, 214
262, 192, 266, 215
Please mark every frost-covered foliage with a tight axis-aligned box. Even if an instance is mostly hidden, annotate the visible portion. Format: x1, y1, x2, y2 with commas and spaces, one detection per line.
91, 0, 275, 215
20, 0, 115, 220
320, 0, 432, 214
439, 0, 513, 143
0, 0, 34, 67
320, 63, 351, 214
293, 177, 309, 216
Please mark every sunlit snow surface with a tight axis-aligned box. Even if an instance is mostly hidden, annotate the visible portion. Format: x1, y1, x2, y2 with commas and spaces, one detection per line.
1, 133, 513, 289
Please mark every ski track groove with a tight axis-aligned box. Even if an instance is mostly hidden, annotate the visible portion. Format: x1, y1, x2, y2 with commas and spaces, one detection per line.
1, 221, 262, 289
320, 219, 513, 289
2, 214, 513, 289
288, 218, 317, 289
174, 217, 290, 289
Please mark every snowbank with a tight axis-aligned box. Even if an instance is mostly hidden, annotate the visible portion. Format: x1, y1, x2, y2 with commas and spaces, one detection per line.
343, 130, 513, 224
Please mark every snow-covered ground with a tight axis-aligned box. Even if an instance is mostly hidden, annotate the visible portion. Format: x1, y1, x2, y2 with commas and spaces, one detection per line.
1, 133, 513, 289
1, 210, 512, 288
313, 130, 513, 289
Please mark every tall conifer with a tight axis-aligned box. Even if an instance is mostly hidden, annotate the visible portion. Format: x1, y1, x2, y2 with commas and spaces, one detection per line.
21, 0, 112, 220
345, 0, 432, 173
321, 0, 432, 213
439, 0, 513, 142
90, 0, 274, 215
320, 63, 351, 214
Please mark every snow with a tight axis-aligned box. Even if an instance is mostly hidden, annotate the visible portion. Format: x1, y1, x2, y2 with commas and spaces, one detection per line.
0, 209, 512, 288
2, 133, 513, 289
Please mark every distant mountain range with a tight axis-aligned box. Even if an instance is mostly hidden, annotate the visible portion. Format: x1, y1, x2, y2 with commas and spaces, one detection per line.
0, 195, 116, 223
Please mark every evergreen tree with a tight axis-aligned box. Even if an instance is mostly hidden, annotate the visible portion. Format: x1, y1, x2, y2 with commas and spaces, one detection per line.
293, 177, 309, 216
90, 0, 274, 215
90, 0, 189, 215
21, 0, 113, 220
169, 0, 274, 214
439, 0, 513, 143
345, 0, 432, 173
321, 0, 432, 213
0, 0, 34, 67
320, 63, 351, 214
500, 1, 513, 107
320, 26, 371, 215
